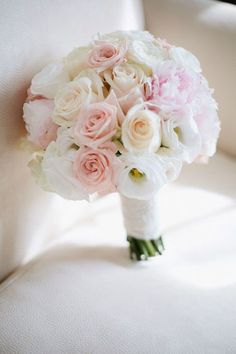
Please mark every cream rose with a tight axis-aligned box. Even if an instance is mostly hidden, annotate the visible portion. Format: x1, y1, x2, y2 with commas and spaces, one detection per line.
104, 63, 145, 97
53, 77, 97, 127
122, 104, 161, 153
30, 62, 70, 99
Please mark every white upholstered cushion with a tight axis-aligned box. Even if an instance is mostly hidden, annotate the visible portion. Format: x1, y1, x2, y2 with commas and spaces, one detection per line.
0, 152, 235, 354
0, 0, 144, 282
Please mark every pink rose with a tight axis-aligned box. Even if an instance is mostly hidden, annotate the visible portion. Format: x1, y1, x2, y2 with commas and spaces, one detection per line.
88, 40, 127, 72
74, 102, 118, 148
23, 99, 59, 149
73, 146, 120, 195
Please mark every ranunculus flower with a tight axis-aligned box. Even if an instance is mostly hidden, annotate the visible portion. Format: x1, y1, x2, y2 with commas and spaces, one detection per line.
30, 63, 70, 99
23, 99, 59, 149
122, 104, 161, 153
73, 146, 120, 195
41, 140, 88, 200
64, 46, 91, 79
117, 153, 181, 200
53, 77, 97, 126
73, 102, 118, 148
88, 39, 127, 72
161, 107, 201, 163
145, 60, 200, 112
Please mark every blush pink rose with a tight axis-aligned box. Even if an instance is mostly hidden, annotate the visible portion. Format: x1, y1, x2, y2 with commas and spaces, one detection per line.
88, 40, 127, 72
23, 99, 59, 149
74, 102, 118, 148
73, 146, 120, 195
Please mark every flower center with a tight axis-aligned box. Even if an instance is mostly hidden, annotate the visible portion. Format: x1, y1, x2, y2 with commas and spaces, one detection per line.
129, 168, 145, 181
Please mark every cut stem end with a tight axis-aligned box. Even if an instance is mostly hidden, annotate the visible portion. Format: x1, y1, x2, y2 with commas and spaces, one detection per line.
127, 235, 165, 261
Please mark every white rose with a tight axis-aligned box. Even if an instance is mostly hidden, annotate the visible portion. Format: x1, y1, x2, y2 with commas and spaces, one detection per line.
64, 46, 90, 79
122, 104, 161, 153
161, 107, 201, 163
104, 63, 145, 97
41, 140, 88, 200
76, 69, 105, 101
53, 77, 97, 127
169, 47, 201, 73
30, 63, 70, 99
117, 153, 179, 200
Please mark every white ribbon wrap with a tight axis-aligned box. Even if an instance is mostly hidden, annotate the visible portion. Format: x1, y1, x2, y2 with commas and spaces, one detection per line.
120, 194, 160, 240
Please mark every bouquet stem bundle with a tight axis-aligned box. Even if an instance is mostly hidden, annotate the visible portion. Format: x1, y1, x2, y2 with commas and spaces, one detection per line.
120, 194, 164, 260
127, 236, 164, 261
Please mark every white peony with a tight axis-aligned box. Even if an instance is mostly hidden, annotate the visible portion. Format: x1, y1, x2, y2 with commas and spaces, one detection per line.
161, 108, 201, 163
30, 62, 70, 99
117, 153, 181, 200
127, 40, 165, 74
122, 104, 161, 153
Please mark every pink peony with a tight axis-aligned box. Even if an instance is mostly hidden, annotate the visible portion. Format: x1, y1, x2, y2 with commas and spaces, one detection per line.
73, 146, 120, 195
145, 61, 200, 112
23, 99, 59, 149
88, 40, 127, 72
26, 87, 45, 102
74, 102, 118, 148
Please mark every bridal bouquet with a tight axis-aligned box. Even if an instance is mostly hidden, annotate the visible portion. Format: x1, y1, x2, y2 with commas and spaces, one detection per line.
23, 31, 220, 260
